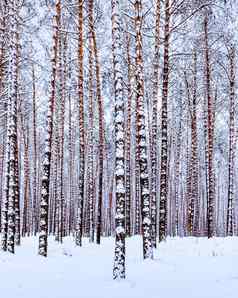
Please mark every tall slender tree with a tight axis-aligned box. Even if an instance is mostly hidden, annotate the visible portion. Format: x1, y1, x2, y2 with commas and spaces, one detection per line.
204, 14, 215, 238
38, 0, 61, 257
134, 0, 153, 259
151, 0, 161, 248
112, 0, 126, 280
159, 0, 171, 242
227, 46, 235, 236
125, 29, 132, 237
92, 28, 105, 245
75, 0, 85, 247
1, 0, 20, 254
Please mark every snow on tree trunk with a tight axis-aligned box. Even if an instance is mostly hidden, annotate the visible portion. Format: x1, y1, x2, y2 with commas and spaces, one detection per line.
88, 0, 95, 244
191, 51, 199, 236
227, 47, 235, 236
174, 93, 182, 236
92, 31, 105, 245
55, 31, 67, 243
21, 119, 30, 238
134, 0, 153, 260
204, 15, 215, 239
75, 0, 85, 247
1, 0, 20, 254
38, 0, 60, 257
150, 0, 161, 248
185, 51, 199, 236
112, 0, 126, 280
159, 0, 170, 242
31, 64, 38, 236
125, 30, 132, 237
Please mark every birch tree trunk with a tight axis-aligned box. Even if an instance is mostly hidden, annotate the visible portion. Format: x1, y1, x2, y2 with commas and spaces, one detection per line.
159, 0, 170, 242
134, 0, 153, 260
151, 0, 161, 248
227, 47, 235, 236
1, 0, 20, 254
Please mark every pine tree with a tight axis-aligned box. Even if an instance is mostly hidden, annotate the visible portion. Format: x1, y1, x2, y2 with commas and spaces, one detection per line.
31, 65, 38, 236
186, 51, 198, 236
88, 0, 95, 243
75, 0, 85, 247
55, 31, 67, 243
38, 0, 61, 257
21, 118, 30, 237
92, 26, 105, 245
204, 14, 215, 238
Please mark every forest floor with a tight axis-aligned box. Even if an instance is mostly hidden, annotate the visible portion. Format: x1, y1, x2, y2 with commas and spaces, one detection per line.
0, 236, 237, 298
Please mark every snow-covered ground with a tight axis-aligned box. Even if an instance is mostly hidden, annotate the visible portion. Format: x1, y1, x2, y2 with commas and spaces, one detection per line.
0, 236, 238, 298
